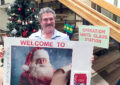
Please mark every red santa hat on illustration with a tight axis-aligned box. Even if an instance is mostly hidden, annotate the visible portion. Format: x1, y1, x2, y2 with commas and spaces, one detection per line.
22, 47, 50, 71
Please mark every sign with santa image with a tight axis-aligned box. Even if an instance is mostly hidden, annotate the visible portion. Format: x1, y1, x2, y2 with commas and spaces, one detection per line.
3, 37, 93, 85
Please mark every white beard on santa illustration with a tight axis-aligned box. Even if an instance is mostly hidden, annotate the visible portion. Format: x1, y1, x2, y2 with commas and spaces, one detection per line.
29, 61, 54, 82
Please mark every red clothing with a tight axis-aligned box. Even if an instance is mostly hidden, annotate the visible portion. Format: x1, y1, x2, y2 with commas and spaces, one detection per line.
19, 71, 51, 85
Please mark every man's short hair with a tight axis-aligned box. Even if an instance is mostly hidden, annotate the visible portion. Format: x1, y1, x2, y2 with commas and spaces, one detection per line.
39, 7, 56, 21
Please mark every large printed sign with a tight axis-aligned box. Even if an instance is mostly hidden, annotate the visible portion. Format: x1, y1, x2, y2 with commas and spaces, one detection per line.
3, 37, 93, 85
79, 25, 110, 48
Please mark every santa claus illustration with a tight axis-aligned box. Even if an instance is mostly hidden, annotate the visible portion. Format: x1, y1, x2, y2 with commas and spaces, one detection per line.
19, 47, 54, 85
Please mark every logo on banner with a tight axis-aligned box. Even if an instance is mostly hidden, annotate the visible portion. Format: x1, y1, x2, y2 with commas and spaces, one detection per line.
74, 73, 87, 85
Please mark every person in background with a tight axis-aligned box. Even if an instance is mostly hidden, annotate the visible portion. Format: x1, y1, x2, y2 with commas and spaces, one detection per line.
29, 7, 70, 40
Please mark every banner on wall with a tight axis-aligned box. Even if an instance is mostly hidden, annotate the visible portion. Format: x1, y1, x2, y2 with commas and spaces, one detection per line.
79, 25, 110, 48
3, 37, 93, 85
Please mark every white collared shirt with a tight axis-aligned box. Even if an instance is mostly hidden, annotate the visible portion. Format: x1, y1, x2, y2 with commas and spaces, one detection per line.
29, 29, 70, 40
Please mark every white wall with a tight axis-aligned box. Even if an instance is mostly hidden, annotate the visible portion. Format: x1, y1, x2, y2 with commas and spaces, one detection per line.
0, 8, 8, 31
5, 0, 15, 4
117, 0, 120, 8
105, 0, 114, 5
105, 0, 120, 8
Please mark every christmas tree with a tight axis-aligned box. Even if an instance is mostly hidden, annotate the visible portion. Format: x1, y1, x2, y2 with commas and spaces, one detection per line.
7, 0, 40, 37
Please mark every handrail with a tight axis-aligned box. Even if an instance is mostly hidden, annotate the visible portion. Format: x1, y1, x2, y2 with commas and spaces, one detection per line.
91, 0, 120, 17
58, 0, 120, 43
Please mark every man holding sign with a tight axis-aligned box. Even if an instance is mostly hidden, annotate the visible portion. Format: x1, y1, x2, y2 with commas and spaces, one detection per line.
20, 7, 71, 85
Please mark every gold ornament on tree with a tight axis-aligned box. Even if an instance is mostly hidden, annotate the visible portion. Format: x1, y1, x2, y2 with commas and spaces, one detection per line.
17, 19, 22, 24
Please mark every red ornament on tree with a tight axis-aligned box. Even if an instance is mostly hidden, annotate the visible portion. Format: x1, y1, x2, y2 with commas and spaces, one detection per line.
32, 8, 35, 12
0, 52, 3, 58
33, 29, 36, 32
0, 48, 4, 58
5, 34, 9, 37
27, 21, 30, 24
11, 17, 15, 21
22, 30, 28, 37
18, 8, 21, 11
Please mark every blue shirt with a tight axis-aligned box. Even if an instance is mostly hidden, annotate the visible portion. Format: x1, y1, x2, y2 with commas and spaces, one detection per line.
29, 29, 70, 40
